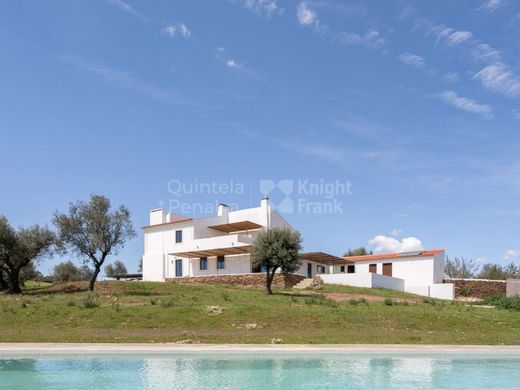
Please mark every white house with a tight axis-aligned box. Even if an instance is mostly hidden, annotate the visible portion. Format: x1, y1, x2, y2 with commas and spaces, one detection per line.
320, 250, 454, 300
142, 198, 328, 281
142, 199, 454, 299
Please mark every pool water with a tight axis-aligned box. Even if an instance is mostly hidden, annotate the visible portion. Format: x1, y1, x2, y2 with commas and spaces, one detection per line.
1, 353, 519, 389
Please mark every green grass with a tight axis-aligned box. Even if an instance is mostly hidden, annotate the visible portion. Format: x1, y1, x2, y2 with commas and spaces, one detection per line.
483, 294, 520, 311
0, 281, 518, 344
22, 280, 53, 290
317, 284, 421, 299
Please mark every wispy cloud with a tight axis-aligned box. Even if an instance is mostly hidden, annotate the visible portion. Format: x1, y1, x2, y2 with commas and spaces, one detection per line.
161, 23, 191, 38
297, 144, 347, 163
215, 48, 267, 83
331, 117, 390, 137
474, 63, 520, 97
512, 109, 520, 119
61, 55, 192, 106
244, 0, 284, 18
437, 90, 492, 117
503, 249, 520, 261
226, 58, 241, 69
430, 25, 473, 45
476, 0, 503, 12
412, 16, 520, 101
399, 52, 425, 68
108, 0, 148, 22
297, 2, 317, 26
337, 29, 385, 49
443, 72, 460, 83
471, 43, 501, 62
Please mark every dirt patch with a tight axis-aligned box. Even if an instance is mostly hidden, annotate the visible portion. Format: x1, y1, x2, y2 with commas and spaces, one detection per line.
29, 282, 136, 295
324, 293, 417, 304
283, 290, 417, 304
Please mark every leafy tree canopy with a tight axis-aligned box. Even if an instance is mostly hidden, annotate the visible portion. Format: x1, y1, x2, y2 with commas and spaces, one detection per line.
252, 228, 302, 294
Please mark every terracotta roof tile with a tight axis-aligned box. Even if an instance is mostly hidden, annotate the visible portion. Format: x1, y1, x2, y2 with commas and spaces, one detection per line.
343, 249, 444, 262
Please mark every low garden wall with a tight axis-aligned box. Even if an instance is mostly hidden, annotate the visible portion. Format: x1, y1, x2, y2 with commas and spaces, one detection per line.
445, 278, 506, 298
166, 273, 305, 288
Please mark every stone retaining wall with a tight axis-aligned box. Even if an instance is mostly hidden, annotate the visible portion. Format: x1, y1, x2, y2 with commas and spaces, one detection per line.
166, 273, 305, 288
445, 278, 506, 298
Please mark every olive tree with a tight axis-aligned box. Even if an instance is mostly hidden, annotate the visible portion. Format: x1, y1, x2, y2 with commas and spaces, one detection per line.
53, 195, 136, 291
444, 256, 480, 279
251, 227, 302, 295
105, 260, 128, 277
344, 247, 373, 257
0, 216, 54, 294
52, 261, 93, 283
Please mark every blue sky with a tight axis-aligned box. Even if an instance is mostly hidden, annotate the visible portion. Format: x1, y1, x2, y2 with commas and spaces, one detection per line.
1, 0, 520, 273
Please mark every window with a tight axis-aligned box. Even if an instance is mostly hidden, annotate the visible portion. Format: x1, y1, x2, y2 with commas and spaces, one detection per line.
340, 265, 345, 273
217, 256, 225, 269
175, 230, 182, 243
317, 265, 325, 274
369, 264, 377, 273
199, 257, 208, 270
347, 265, 355, 274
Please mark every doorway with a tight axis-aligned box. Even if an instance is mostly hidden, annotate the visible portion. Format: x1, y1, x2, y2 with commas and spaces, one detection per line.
307, 263, 312, 278
175, 259, 183, 277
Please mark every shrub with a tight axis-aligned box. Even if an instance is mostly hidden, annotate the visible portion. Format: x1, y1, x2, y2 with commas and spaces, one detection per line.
483, 294, 520, 311
270, 338, 284, 344
222, 290, 231, 301
52, 261, 93, 284
459, 287, 471, 297
82, 294, 99, 309
161, 297, 178, 308
384, 298, 394, 306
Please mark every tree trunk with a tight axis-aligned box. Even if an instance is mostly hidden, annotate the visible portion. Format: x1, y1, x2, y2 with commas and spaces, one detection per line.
0, 270, 8, 292
89, 265, 101, 292
6, 267, 22, 294
266, 269, 274, 295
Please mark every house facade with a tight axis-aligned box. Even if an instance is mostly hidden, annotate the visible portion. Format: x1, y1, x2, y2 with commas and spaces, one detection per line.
142, 199, 454, 299
142, 199, 326, 281
320, 250, 453, 299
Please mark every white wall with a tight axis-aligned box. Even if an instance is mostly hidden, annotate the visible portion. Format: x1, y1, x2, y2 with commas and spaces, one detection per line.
349, 257, 437, 286
189, 254, 251, 277
142, 253, 165, 281
429, 283, 454, 300
405, 283, 454, 300
432, 252, 445, 283
320, 273, 405, 291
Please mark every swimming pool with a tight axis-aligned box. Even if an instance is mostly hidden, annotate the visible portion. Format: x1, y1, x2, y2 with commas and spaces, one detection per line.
1, 351, 519, 389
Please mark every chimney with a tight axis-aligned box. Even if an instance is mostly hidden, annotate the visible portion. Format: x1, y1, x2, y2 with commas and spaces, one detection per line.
149, 208, 165, 225
260, 197, 269, 209
217, 203, 229, 217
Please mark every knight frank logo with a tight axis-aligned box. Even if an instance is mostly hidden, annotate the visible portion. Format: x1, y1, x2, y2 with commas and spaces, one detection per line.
259, 179, 294, 213
259, 179, 352, 214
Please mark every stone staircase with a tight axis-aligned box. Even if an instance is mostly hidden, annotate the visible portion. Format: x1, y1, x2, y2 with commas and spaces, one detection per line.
293, 278, 314, 289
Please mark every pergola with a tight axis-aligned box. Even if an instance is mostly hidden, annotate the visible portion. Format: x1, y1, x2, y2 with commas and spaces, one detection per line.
208, 220, 262, 233
302, 252, 352, 267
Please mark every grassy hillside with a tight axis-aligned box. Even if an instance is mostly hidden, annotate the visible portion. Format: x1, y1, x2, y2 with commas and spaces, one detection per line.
0, 281, 519, 344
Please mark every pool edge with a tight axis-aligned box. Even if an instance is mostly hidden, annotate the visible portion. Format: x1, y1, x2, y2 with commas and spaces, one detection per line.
0, 343, 519, 355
